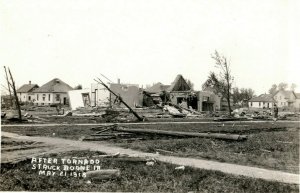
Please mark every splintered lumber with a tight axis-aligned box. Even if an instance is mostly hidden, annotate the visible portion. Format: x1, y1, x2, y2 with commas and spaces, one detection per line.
7, 67, 22, 120
94, 127, 114, 133
156, 149, 174, 154
115, 127, 247, 141
86, 169, 121, 181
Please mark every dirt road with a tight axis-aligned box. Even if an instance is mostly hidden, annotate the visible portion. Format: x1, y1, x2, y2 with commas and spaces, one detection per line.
1, 131, 299, 184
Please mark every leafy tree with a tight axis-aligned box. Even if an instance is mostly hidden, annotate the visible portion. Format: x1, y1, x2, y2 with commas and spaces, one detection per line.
74, 84, 82, 90
240, 88, 255, 101
278, 82, 288, 90
203, 51, 234, 115
185, 79, 194, 90
232, 87, 255, 105
290, 83, 297, 91
268, 84, 277, 95
232, 87, 240, 104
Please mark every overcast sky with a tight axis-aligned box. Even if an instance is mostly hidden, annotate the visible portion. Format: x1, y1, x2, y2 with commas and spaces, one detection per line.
1, 0, 299, 95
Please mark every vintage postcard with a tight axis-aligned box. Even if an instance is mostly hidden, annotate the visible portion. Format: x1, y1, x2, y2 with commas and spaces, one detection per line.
1, 0, 299, 192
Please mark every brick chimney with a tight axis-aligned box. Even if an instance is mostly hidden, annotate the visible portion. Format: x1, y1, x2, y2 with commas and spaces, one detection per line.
117, 78, 120, 84
29, 81, 31, 85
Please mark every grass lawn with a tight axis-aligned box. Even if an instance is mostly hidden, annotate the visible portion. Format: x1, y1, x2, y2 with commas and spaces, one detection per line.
0, 150, 298, 192
2, 121, 299, 174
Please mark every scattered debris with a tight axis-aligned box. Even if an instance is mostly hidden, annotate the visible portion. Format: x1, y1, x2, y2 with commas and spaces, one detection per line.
86, 169, 121, 182
155, 149, 174, 154
95, 78, 144, 121
64, 111, 72, 116
1, 111, 6, 118
260, 149, 272, 153
175, 166, 185, 170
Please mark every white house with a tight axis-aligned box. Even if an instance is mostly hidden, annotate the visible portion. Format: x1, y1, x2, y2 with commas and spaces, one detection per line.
16, 81, 39, 102
248, 94, 275, 109
273, 90, 300, 108
32, 78, 73, 106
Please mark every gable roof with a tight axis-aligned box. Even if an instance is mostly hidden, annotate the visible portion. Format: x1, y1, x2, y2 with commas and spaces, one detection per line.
145, 82, 170, 93
33, 78, 73, 93
249, 94, 275, 102
16, 84, 39, 93
274, 90, 297, 99
167, 74, 191, 92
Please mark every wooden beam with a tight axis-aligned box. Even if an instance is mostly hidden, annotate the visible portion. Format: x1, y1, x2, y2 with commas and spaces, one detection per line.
115, 127, 247, 141
95, 78, 143, 121
8, 67, 22, 120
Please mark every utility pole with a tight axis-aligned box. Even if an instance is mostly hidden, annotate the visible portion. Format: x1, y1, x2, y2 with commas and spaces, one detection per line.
4, 66, 13, 107
8, 67, 22, 120
95, 78, 143, 121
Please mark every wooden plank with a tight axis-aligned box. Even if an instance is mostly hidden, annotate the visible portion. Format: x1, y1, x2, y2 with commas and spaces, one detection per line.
115, 127, 248, 141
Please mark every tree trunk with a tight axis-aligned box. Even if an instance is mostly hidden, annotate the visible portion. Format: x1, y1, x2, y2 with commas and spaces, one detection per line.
227, 88, 231, 116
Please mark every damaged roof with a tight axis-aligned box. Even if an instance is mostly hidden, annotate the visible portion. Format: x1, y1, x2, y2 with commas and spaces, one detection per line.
145, 82, 170, 93
33, 78, 73, 93
16, 84, 39, 93
167, 74, 191, 92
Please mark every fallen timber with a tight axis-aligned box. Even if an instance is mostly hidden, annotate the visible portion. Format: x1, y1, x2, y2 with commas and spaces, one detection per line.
114, 127, 247, 141
95, 78, 144, 121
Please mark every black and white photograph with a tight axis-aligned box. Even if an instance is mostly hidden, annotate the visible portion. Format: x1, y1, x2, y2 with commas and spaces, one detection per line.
1, 0, 299, 192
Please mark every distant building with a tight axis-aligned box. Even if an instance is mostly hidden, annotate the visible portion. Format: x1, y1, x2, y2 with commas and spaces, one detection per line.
32, 78, 73, 106
16, 81, 39, 102
273, 90, 300, 109
248, 94, 276, 109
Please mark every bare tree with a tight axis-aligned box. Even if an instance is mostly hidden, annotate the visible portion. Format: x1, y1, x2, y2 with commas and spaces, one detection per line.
203, 51, 234, 115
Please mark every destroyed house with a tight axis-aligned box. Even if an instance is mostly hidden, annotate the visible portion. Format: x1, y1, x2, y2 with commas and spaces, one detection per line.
145, 74, 221, 112
202, 87, 231, 111
16, 81, 39, 102
109, 81, 142, 108
248, 94, 275, 109
167, 74, 196, 109
144, 82, 170, 105
32, 78, 73, 106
